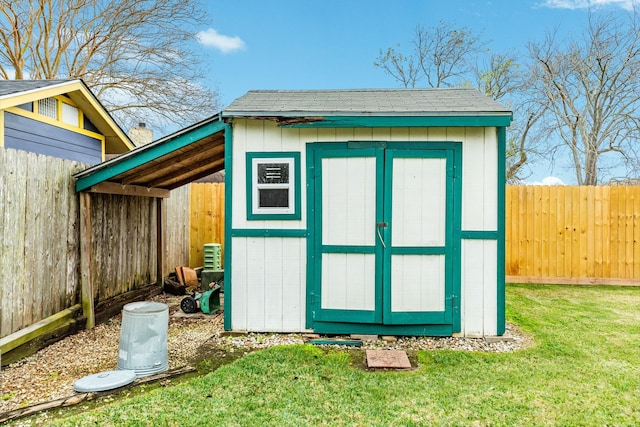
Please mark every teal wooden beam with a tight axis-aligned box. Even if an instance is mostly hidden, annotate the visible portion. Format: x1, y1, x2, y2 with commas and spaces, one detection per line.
76, 120, 228, 192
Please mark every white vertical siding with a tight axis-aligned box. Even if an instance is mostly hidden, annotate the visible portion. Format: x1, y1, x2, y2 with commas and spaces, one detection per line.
391, 157, 446, 247
461, 239, 498, 336
231, 119, 308, 230
322, 157, 376, 246
454, 127, 499, 336
231, 237, 306, 332
482, 127, 499, 230
320, 156, 377, 311
390, 155, 448, 314
230, 119, 500, 336
391, 255, 445, 312
462, 127, 498, 231
321, 253, 376, 310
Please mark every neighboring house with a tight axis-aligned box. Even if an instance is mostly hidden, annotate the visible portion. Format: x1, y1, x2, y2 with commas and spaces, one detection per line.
75, 88, 512, 338
0, 79, 134, 163
0, 80, 137, 361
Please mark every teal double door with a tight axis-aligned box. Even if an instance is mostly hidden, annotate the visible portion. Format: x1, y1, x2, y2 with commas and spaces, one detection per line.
307, 142, 461, 334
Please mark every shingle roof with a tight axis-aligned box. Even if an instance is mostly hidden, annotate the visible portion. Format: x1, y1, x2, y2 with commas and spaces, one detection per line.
0, 79, 75, 97
223, 88, 511, 117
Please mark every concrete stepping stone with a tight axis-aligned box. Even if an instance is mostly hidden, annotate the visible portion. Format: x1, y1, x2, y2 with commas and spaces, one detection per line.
366, 349, 411, 369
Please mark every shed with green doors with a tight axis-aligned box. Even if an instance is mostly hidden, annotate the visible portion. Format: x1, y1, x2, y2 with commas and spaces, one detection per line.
223, 88, 512, 337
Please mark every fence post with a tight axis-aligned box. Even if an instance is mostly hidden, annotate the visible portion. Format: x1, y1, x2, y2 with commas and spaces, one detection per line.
156, 197, 166, 285
79, 192, 95, 328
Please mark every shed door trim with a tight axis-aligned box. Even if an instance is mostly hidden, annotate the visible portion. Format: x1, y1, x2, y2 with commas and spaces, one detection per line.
306, 141, 462, 332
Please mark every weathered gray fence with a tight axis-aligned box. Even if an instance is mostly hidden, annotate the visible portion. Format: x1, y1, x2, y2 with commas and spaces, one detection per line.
1, 149, 84, 337
1, 148, 190, 340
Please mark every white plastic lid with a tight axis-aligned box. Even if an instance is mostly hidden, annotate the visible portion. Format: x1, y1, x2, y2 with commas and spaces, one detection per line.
73, 369, 137, 392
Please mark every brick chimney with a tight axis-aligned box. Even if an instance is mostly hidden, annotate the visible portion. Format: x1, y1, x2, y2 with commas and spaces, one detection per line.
128, 122, 153, 146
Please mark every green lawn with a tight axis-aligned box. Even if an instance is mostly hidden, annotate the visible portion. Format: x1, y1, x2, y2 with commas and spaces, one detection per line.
48, 284, 639, 426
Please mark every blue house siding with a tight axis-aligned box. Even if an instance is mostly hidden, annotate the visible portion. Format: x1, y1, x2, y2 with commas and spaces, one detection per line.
4, 112, 102, 164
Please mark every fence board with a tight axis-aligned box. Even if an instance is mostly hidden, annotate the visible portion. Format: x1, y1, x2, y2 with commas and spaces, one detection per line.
1, 148, 191, 339
506, 185, 640, 284
165, 186, 190, 270
189, 183, 225, 268
547, 185, 557, 277
1, 149, 85, 338
0, 150, 4, 334
625, 187, 634, 278
634, 187, 640, 279
185, 183, 638, 285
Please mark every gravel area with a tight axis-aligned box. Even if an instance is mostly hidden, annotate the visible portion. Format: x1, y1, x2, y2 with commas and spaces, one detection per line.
1, 293, 532, 415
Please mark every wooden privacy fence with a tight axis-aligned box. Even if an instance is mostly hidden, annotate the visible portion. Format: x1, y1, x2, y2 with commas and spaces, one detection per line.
189, 183, 225, 268
1, 148, 190, 341
187, 183, 639, 285
0, 149, 83, 338
506, 185, 639, 285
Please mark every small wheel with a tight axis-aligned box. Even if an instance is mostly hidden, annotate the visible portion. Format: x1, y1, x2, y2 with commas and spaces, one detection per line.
180, 296, 198, 313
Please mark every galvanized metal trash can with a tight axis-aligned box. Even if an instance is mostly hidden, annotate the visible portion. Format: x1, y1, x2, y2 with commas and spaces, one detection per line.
117, 301, 168, 377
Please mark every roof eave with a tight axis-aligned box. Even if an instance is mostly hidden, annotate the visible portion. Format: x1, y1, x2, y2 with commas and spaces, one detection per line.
74, 114, 227, 191
221, 110, 512, 118
221, 111, 513, 128
0, 79, 135, 153
0, 80, 78, 107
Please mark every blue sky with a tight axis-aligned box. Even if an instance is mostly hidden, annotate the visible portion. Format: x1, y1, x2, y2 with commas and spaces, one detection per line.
194, 0, 638, 183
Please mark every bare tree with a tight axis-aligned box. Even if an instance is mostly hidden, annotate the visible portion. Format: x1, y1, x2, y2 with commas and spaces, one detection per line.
475, 52, 548, 183
375, 21, 487, 88
528, 12, 640, 185
376, 24, 541, 182
0, 0, 220, 131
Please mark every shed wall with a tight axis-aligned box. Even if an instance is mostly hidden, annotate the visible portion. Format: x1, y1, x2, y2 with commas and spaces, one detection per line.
230, 119, 500, 335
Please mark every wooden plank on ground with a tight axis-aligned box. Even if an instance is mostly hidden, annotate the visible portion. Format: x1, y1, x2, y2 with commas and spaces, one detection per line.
0, 304, 81, 354
0, 366, 196, 424
505, 275, 639, 286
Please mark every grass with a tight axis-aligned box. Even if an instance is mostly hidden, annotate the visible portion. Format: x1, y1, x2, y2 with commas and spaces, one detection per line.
40, 284, 640, 426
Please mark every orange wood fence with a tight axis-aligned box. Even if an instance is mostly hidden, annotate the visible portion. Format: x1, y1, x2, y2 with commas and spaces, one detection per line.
186, 183, 639, 285
189, 183, 225, 268
506, 185, 639, 285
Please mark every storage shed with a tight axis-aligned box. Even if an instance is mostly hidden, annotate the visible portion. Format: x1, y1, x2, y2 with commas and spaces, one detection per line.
74, 87, 512, 338
223, 88, 512, 337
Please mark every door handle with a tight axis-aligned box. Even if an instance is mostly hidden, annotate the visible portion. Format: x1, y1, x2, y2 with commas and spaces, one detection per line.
377, 222, 387, 248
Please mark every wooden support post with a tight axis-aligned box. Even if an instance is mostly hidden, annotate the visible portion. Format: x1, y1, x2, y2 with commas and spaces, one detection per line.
156, 197, 166, 286
79, 192, 95, 328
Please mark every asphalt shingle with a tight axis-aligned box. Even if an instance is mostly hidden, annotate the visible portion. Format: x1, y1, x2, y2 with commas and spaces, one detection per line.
224, 88, 511, 117
0, 79, 75, 98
